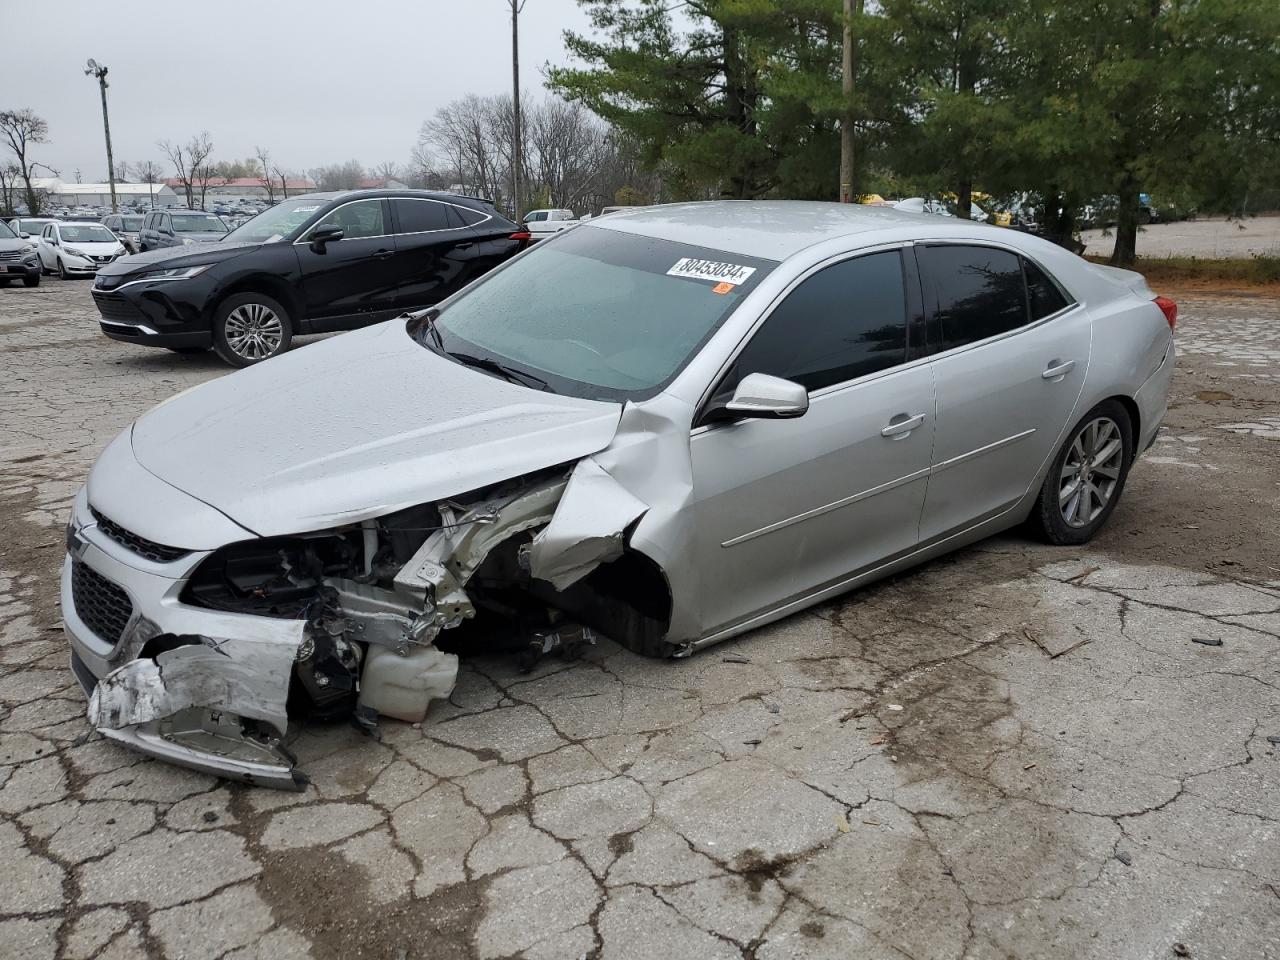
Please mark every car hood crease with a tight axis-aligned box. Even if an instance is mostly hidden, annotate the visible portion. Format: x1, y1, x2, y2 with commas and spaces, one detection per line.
130, 322, 624, 537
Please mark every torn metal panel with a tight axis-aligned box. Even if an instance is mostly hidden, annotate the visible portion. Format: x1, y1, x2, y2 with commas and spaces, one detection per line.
528, 458, 648, 591
88, 626, 299, 731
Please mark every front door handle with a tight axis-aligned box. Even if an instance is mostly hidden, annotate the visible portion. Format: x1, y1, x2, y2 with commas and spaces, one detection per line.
1041, 359, 1076, 381
373, 248, 394, 260
881, 412, 927, 439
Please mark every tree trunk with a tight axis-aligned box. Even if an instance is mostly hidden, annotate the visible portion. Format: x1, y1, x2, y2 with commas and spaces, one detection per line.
838, 0, 864, 202
956, 178, 972, 220
1111, 173, 1140, 266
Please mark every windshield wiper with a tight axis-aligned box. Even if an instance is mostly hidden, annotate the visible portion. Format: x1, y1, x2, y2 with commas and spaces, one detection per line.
446, 352, 552, 392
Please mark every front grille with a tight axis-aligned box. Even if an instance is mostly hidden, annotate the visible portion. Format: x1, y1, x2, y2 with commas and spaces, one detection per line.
71, 560, 134, 646
92, 294, 145, 322
0, 250, 22, 262
91, 507, 190, 563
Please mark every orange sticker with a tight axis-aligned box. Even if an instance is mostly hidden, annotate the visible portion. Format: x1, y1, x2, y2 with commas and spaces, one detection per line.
712, 281, 735, 295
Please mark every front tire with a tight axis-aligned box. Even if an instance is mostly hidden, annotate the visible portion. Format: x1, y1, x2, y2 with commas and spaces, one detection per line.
212, 292, 293, 367
58, 259, 70, 280
22, 274, 39, 287
1031, 399, 1134, 545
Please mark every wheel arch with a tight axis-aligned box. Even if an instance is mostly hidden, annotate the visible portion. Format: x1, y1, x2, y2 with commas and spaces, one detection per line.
208, 274, 301, 328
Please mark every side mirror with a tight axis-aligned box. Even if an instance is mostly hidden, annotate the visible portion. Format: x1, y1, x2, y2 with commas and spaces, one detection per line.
308, 224, 344, 253
19, 232, 30, 240
703, 373, 809, 425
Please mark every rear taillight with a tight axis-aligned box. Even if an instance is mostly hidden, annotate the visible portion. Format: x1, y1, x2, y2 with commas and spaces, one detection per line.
508, 231, 531, 241
1153, 295, 1177, 331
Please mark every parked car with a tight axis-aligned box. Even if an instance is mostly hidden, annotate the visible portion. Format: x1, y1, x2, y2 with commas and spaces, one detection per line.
8, 216, 58, 240
894, 197, 954, 217
102, 213, 145, 254
90, 189, 528, 366
64, 200, 1175, 786
523, 207, 576, 240
35, 221, 125, 279
137, 210, 229, 251
0, 218, 41, 287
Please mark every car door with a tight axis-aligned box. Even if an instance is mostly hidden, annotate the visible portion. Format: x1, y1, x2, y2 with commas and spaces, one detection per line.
294, 198, 400, 331
688, 248, 935, 634
916, 243, 1090, 543
387, 197, 482, 309
38, 223, 57, 269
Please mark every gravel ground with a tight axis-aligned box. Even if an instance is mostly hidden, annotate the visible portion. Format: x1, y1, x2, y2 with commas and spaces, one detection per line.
1, 279, 1278, 960
1082, 214, 1280, 260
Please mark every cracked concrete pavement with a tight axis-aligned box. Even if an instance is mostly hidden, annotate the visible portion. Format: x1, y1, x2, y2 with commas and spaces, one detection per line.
1, 280, 1278, 960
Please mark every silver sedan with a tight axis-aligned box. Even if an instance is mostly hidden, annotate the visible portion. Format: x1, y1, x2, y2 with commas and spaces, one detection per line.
63, 201, 1175, 786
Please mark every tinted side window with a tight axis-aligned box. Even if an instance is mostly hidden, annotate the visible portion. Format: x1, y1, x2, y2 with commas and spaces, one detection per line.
1024, 258, 1070, 320
393, 198, 451, 234
324, 200, 385, 239
919, 245, 1028, 350
452, 205, 488, 227
723, 251, 908, 395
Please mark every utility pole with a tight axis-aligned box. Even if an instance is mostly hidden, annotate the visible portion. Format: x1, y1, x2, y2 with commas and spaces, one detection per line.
838, 0, 863, 203
85, 59, 118, 213
508, 0, 526, 221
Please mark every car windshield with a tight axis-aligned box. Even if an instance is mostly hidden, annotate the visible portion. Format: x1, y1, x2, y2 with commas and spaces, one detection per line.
171, 214, 228, 234
224, 197, 327, 243
0, 220, 15, 240
420, 226, 777, 402
60, 224, 117, 243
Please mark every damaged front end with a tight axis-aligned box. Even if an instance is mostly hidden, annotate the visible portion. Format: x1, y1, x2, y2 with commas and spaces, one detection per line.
69, 459, 655, 788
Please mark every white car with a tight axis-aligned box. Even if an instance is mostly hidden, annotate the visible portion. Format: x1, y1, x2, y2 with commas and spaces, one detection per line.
893, 197, 954, 217
522, 207, 577, 241
36, 221, 126, 279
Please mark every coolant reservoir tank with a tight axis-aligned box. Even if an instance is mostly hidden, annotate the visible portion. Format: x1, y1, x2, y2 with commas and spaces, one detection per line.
358, 644, 459, 723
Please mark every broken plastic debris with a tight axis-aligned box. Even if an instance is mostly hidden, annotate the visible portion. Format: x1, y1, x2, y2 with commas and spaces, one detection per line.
1115, 851, 1133, 866
1190, 637, 1223, 647
835, 814, 851, 833
722, 653, 751, 664
887, 704, 903, 711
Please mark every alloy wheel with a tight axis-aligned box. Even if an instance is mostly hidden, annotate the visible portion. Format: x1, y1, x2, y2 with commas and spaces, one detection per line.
224, 302, 284, 361
1058, 416, 1123, 528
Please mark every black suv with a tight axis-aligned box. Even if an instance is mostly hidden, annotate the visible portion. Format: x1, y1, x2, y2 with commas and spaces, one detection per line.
90, 190, 529, 366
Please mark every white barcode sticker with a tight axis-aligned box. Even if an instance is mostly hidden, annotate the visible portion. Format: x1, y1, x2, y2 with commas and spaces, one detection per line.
666, 258, 756, 286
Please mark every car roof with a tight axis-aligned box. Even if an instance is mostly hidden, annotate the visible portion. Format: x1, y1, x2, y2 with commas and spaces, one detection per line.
293, 188, 497, 210
587, 200, 1014, 261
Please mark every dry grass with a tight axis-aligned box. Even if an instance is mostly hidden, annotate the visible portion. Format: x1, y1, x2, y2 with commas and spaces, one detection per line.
1087, 254, 1280, 294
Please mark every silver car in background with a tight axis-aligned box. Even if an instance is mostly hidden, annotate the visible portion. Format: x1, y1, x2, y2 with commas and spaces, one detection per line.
63, 201, 1175, 786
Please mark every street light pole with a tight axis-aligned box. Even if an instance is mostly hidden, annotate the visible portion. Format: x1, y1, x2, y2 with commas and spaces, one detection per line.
85, 59, 118, 213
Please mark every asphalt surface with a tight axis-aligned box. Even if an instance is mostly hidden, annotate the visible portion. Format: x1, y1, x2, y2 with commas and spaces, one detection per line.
1081, 214, 1280, 260
1, 279, 1278, 960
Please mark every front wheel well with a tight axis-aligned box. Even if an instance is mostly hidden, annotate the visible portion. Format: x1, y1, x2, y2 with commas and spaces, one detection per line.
210, 276, 300, 327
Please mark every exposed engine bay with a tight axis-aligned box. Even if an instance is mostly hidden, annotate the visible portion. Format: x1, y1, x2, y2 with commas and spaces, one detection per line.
83, 459, 667, 789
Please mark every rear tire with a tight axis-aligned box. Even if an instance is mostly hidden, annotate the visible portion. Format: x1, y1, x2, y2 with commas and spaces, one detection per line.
23, 274, 38, 287
0, 279, 9, 288
1031, 399, 1134, 546
212, 292, 293, 367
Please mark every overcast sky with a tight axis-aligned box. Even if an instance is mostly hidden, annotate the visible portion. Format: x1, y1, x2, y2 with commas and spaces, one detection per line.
4, 0, 592, 180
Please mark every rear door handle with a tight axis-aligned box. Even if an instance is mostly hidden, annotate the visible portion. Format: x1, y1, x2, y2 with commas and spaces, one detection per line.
374, 248, 394, 260
881, 412, 927, 439
1041, 359, 1076, 380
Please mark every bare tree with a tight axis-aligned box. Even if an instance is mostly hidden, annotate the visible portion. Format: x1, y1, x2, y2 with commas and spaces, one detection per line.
194, 160, 224, 211
254, 145, 274, 202
308, 160, 366, 191
0, 109, 56, 215
134, 159, 162, 209
0, 162, 21, 216
159, 131, 213, 208
270, 165, 292, 199
371, 160, 401, 184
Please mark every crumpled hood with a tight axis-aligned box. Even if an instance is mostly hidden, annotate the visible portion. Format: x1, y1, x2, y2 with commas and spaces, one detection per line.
130, 322, 623, 537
